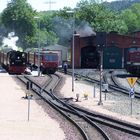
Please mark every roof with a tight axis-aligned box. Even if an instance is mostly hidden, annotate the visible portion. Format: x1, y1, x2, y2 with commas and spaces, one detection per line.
43, 44, 68, 51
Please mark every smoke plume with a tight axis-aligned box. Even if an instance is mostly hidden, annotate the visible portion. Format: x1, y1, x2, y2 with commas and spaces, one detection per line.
77, 22, 96, 37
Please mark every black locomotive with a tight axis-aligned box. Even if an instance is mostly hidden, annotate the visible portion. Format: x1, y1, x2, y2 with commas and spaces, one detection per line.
0, 49, 27, 74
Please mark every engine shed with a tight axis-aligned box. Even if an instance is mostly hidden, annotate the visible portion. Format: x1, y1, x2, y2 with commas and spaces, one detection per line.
71, 31, 140, 69
72, 34, 98, 68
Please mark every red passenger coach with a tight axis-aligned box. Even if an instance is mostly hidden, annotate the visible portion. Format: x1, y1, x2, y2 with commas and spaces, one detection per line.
126, 48, 140, 75
28, 50, 59, 74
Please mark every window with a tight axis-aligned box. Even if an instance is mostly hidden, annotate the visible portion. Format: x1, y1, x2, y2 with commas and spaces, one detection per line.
45, 54, 58, 61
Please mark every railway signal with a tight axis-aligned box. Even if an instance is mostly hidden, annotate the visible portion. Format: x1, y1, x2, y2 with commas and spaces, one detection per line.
96, 32, 107, 47
96, 32, 107, 105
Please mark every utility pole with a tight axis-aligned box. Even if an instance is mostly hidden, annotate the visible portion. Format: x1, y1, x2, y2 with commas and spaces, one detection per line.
45, 0, 56, 11
96, 32, 107, 105
66, 10, 75, 92
34, 16, 41, 76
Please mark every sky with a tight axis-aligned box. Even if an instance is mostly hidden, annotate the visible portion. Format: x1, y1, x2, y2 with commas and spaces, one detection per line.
0, 0, 116, 13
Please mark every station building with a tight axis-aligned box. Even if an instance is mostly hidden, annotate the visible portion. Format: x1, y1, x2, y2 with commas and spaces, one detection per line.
71, 31, 140, 69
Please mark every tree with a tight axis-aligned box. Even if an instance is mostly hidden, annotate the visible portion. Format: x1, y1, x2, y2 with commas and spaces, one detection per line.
104, 0, 140, 12
121, 3, 140, 33
0, 14, 8, 46
51, 7, 75, 46
37, 11, 59, 46
1, 0, 37, 49
51, 16, 74, 46
76, 1, 128, 33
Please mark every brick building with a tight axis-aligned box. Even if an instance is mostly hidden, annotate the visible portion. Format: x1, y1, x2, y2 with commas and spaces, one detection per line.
71, 31, 140, 69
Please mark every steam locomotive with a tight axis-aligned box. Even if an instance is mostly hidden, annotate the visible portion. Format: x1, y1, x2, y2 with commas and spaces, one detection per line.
27, 50, 59, 74
0, 49, 27, 74
126, 48, 140, 76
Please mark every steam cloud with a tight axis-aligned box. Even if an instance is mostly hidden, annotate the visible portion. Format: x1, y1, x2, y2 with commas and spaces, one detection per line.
2, 32, 18, 50
52, 17, 96, 40
77, 22, 96, 37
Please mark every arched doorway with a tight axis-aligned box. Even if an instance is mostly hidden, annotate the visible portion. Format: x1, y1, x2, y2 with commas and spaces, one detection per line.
81, 46, 99, 68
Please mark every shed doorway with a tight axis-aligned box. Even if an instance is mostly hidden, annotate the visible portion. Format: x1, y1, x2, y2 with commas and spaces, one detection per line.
81, 46, 99, 68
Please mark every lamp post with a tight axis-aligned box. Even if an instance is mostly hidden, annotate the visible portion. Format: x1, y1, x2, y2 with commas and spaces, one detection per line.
34, 16, 41, 76
66, 10, 75, 92
72, 33, 75, 92
66, 8, 80, 92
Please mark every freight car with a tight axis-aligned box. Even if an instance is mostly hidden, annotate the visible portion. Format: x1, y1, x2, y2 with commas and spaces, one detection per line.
27, 50, 59, 74
126, 48, 140, 76
0, 49, 27, 74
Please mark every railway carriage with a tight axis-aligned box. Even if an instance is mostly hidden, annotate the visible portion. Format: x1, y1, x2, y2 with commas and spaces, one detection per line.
27, 50, 59, 74
126, 48, 140, 76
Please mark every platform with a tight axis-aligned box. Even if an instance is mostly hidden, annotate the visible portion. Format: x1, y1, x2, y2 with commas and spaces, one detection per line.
0, 72, 66, 140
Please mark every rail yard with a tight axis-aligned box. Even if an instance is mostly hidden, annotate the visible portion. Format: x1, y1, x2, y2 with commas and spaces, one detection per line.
0, 66, 140, 140
1, 0, 140, 139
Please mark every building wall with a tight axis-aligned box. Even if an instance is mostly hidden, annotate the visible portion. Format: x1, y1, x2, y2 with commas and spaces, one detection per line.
130, 31, 140, 38
106, 32, 140, 48
72, 31, 140, 68
72, 35, 96, 68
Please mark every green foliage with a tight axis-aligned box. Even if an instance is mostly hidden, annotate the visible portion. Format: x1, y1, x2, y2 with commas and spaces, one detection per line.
104, 0, 140, 12
36, 11, 59, 46
2, 0, 36, 34
121, 3, 140, 33
54, 7, 74, 19
1, 0, 140, 50
0, 14, 8, 46
1, 1, 59, 49
1, 0, 37, 49
38, 11, 54, 30
76, 1, 128, 33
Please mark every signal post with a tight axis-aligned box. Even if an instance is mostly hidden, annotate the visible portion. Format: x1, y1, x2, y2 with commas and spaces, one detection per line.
126, 77, 137, 115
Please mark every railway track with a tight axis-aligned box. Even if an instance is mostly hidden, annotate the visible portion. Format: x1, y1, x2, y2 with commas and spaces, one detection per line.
17, 74, 110, 140
109, 71, 140, 98
62, 69, 140, 99
17, 72, 140, 139
57, 69, 140, 137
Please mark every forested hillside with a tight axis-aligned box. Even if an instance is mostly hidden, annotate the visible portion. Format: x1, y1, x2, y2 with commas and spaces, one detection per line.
104, 0, 140, 11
